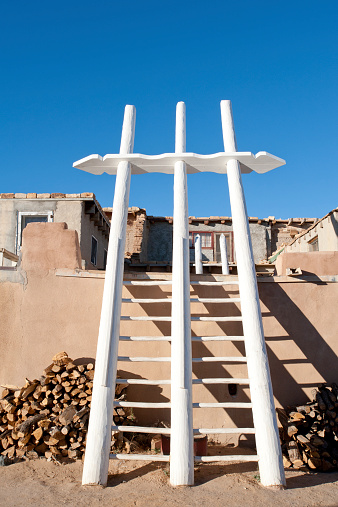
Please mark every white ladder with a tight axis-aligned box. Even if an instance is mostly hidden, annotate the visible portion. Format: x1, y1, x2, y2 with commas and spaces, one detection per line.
78, 100, 286, 488
111, 276, 259, 465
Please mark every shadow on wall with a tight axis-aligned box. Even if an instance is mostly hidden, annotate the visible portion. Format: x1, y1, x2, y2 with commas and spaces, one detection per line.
259, 282, 338, 407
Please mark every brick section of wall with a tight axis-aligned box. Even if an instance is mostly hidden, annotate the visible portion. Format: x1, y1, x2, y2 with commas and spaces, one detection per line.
125, 209, 148, 262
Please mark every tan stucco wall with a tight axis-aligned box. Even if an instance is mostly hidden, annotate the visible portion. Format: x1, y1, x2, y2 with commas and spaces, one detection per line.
275, 251, 338, 276
1, 222, 337, 444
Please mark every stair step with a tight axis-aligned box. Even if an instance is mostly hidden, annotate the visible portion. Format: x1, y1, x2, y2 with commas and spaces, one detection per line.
114, 401, 171, 409
112, 425, 171, 434
122, 298, 171, 303
116, 379, 171, 385
110, 453, 170, 462
192, 357, 247, 363
193, 402, 252, 408
194, 455, 259, 462
192, 378, 249, 384
118, 356, 171, 362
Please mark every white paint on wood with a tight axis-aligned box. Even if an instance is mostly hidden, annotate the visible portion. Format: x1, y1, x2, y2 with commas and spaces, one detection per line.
193, 402, 252, 408
116, 379, 171, 385
194, 428, 255, 434
115, 401, 171, 408
110, 454, 170, 461
191, 316, 242, 321
192, 357, 246, 362
120, 316, 172, 321
194, 234, 203, 274
117, 356, 171, 362
112, 426, 171, 434
82, 105, 136, 487
170, 101, 194, 487
192, 378, 249, 384
220, 100, 285, 488
195, 455, 259, 462
220, 233, 230, 275
74, 151, 285, 175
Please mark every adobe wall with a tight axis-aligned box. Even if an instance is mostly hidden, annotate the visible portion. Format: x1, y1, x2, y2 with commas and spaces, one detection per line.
276, 251, 338, 276
1, 222, 337, 444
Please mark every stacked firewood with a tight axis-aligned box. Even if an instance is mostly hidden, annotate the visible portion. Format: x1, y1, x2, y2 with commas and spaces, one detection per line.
0, 352, 132, 461
277, 384, 338, 471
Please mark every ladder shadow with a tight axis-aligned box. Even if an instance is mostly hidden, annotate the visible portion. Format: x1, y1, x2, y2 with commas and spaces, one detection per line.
258, 282, 338, 407
107, 462, 164, 487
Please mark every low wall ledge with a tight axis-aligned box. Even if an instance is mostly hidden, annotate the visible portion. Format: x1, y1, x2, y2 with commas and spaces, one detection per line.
55, 269, 338, 283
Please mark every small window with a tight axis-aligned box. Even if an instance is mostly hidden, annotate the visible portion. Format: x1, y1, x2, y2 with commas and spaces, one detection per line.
308, 236, 319, 252
17, 211, 53, 252
189, 232, 213, 249
91, 236, 98, 266
103, 249, 108, 268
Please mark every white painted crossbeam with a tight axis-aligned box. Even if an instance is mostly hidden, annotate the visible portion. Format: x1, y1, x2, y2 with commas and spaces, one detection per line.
114, 401, 171, 409
116, 379, 171, 385
110, 453, 170, 462
191, 316, 242, 322
193, 428, 255, 434
195, 455, 259, 462
192, 378, 249, 384
74, 151, 285, 175
192, 357, 247, 362
193, 402, 252, 408
118, 356, 171, 362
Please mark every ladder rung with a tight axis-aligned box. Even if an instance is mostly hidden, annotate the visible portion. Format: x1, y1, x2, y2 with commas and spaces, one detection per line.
118, 356, 171, 362
193, 402, 252, 408
114, 401, 171, 408
110, 453, 170, 461
121, 316, 171, 321
192, 378, 249, 384
191, 316, 242, 322
190, 298, 241, 303
192, 357, 247, 362
119, 336, 244, 342
120, 336, 172, 341
193, 428, 255, 434
195, 455, 259, 462
122, 298, 172, 303
116, 379, 171, 385
112, 425, 171, 434
192, 336, 244, 341
190, 281, 239, 286
123, 281, 172, 286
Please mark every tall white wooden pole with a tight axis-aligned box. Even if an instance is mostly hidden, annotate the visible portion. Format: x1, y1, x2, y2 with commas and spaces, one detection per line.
194, 234, 203, 274
82, 105, 136, 486
170, 101, 194, 486
220, 100, 285, 488
220, 233, 229, 275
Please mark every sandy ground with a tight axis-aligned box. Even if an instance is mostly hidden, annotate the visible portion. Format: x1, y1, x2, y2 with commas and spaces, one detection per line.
1, 455, 338, 507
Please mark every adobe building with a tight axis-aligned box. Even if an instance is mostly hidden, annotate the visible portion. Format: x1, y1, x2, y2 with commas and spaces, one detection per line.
0, 192, 110, 270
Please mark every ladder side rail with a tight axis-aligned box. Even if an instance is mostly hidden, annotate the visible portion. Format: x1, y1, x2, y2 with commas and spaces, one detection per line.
82, 105, 136, 487
194, 234, 203, 274
170, 101, 194, 487
221, 100, 285, 488
220, 233, 230, 275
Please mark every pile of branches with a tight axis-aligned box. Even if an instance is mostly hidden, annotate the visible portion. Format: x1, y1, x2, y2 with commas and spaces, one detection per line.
0, 352, 134, 461
277, 384, 338, 471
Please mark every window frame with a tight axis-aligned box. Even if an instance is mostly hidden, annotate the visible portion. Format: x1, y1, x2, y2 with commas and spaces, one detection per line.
16, 211, 53, 253
308, 235, 319, 252
189, 231, 214, 250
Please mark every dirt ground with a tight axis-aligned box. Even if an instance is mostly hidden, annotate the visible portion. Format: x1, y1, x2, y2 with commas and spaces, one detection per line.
1, 453, 338, 507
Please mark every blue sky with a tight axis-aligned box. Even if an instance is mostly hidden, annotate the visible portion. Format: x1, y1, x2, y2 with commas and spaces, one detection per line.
1, 1, 337, 219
